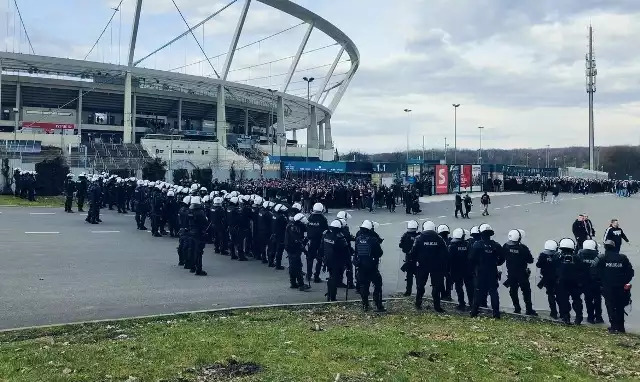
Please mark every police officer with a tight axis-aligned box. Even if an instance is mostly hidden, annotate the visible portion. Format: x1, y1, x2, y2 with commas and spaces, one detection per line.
322, 219, 351, 301
577, 239, 604, 324
134, 181, 149, 230
437, 224, 452, 301
269, 204, 288, 270
211, 197, 228, 254
556, 238, 584, 325
285, 212, 309, 291
187, 196, 208, 276
337, 211, 356, 290
411, 220, 448, 312
354, 220, 385, 312
503, 229, 537, 316
454, 192, 463, 218
63, 173, 75, 213
166, 190, 179, 237
177, 195, 191, 267
306, 202, 329, 284
536, 240, 560, 319
399, 220, 419, 296
593, 239, 634, 333
449, 228, 474, 311
256, 201, 273, 263
469, 224, 505, 319
76, 173, 88, 212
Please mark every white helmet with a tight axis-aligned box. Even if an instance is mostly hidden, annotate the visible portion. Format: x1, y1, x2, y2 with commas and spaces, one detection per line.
202, 195, 210, 203
360, 220, 374, 230
230, 196, 239, 204
190, 184, 198, 191
470, 226, 480, 235
182, 196, 191, 204
479, 223, 493, 234
337, 211, 352, 220
262, 201, 269, 208
558, 238, 575, 250
279, 205, 288, 212
463, 229, 471, 239
508, 229, 523, 242
137, 180, 143, 186
312, 203, 324, 213
67, 173, 74, 178
330, 219, 342, 229
293, 213, 305, 222
544, 240, 558, 251
292, 202, 302, 211
191, 196, 201, 205
422, 220, 436, 231
274, 204, 282, 212
210, 191, 216, 198
437, 224, 450, 234
200, 187, 207, 192
452, 228, 465, 239
583, 239, 597, 251
267, 201, 276, 208
407, 220, 418, 230
167, 191, 175, 197
254, 196, 264, 205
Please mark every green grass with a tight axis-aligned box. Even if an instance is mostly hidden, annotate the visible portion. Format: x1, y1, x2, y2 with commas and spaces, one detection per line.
0, 300, 639, 382
0, 195, 64, 207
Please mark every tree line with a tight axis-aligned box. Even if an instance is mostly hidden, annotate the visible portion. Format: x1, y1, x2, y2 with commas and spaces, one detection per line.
341, 145, 640, 180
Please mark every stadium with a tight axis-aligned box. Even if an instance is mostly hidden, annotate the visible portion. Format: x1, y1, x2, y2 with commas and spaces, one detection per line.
0, 0, 358, 171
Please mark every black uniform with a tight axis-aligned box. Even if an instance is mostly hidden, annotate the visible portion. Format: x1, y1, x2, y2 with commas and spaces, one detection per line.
469, 235, 505, 318
354, 228, 385, 311
503, 240, 536, 315
63, 178, 75, 212
134, 186, 149, 230
177, 203, 190, 266
256, 207, 272, 263
399, 230, 419, 296
211, 204, 228, 254
76, 177, 88, 212
593, 248, 634, 333
576, 247, 603, 323
268, 211, 287, 269
306, 212, 329, 283
410, 229, 448, 311
448, 238, 474, 309
285, 219, 307, 290
536, 248, 560, 318
556, 248, 584, 324
322, 227, 351, 301
187, 204, 208, 275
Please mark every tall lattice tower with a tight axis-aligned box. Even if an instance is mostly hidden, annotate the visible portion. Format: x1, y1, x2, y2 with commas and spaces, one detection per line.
585, 25, 597, 171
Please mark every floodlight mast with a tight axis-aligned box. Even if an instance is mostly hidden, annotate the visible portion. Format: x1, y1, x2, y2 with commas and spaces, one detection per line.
586, 24, 597, 171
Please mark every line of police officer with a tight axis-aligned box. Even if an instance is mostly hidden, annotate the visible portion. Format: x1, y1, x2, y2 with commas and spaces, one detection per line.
63, 174, 634, 333
399, 221, 634, 333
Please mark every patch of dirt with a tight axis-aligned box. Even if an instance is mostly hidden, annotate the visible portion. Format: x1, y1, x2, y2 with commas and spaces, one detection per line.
194, 359, 263, 381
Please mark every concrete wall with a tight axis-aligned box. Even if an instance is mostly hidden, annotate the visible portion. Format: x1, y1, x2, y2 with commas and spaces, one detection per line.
560, 167, 609, 180
23, 107, 76, 124
0, 132, 80, 148
257, 144, 334, 161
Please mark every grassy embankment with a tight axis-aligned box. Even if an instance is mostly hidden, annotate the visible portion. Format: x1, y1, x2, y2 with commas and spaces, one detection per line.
1, 300, 639, 381
0, 195, 64, 207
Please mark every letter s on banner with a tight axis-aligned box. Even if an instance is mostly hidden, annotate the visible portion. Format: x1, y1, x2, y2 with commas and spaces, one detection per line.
435, 165, 449, 194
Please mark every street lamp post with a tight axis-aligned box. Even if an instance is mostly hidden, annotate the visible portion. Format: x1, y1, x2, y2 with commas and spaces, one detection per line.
477, 126, 484, 164
545, 145, 550, 167
403, 109, 411, 161
452, 103, 460, 164
444, 138, 449, 163
303, 77, 314, 162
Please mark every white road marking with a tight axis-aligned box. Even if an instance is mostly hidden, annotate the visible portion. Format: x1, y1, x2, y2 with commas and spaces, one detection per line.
514, 204, 522, 207
503, 206, 511, 209
29, 212, 55, 215
495, 207, 501, 210
25, 231, 60, 234
377, 223, 393, 226
91, 230, 121, 233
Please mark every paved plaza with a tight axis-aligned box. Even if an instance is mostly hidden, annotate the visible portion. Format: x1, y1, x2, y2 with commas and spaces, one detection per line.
0, 192, 638, 331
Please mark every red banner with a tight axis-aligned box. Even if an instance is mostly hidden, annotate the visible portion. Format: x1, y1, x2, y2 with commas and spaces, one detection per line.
460, 165, 472, 189
435, 165, 448, 194
21, 122, 75, 131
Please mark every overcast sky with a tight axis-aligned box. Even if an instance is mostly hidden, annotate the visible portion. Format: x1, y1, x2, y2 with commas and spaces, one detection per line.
2, 0, 639, 153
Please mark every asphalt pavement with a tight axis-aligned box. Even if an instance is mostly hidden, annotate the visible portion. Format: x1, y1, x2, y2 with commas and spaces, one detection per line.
0, 192, 638, 331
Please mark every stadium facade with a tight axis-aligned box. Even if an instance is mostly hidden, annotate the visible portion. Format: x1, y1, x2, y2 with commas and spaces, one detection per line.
0, 0, 359, 168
